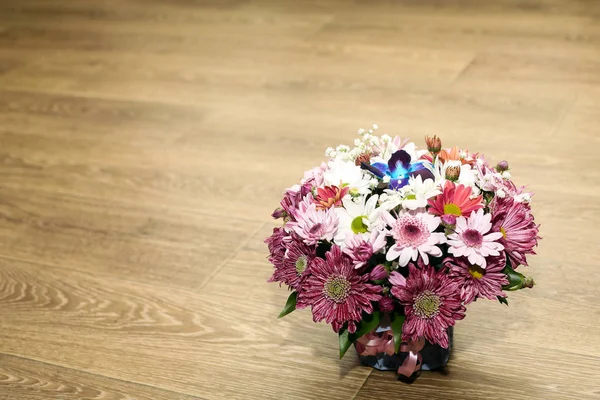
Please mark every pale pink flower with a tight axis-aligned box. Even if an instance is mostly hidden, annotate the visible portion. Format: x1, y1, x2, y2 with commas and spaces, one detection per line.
342, 229, 386, 269
287, 197, 339, 246
382, 211, 445, 266
447, 209, 504, 269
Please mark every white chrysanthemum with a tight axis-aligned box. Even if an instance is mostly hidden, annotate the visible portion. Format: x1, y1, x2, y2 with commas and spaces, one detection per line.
323, 159, 376, 195
400, 175, 441, 210
334, 195, 382, 244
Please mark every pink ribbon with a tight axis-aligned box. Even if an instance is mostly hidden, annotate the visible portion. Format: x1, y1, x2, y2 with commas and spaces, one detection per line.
397, 337, 425, 378
356, 331, 426, 379
356, 331, 395, 357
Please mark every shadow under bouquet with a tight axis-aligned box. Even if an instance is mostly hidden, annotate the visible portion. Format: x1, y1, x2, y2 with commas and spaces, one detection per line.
266, 125, 540, 382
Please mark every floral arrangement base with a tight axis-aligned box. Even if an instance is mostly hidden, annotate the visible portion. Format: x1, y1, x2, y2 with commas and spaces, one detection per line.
355, 327, 453, 373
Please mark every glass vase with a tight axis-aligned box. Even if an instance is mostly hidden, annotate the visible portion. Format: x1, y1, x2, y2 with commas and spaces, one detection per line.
355, 326, 453, 374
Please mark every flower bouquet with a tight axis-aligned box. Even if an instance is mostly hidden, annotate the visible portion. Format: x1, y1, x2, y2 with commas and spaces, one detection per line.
266, 125, 540, 381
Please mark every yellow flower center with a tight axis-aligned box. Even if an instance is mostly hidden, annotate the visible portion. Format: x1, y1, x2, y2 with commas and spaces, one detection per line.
500, 226, 507, 239
443, 203, 462, 216
405, 194, 417, 200
351, 215, 369, 234
468, 264, 485, 279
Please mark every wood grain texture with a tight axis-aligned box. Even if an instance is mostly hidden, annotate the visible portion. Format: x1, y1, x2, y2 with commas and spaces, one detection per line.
0, 0, 598, 399
0, 354, 202, 400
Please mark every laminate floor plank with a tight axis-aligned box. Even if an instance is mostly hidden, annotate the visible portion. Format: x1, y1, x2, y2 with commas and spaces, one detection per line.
0, 258, 371, 400
0, 354, 204, 400
0, 0, 598, 398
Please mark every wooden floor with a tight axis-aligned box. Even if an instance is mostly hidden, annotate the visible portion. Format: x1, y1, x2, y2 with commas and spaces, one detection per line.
0, 0, 599, 399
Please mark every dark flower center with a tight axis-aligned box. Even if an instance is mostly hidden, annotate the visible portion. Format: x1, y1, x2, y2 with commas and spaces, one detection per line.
462, 229, 483, 248
323, 275, 351, 303
393, 216, 429, 247
413, 290, 441, 318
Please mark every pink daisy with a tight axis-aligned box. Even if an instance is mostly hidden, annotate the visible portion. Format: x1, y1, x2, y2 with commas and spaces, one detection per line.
342, 230, 386, 269
382, 211, 445, 267
428, 181, 484, 225
447, 209, 504, 269
446, 255, 508, 304
391, 264, 465, 348
297, 245, 382, 333
491, 197, 540, 267
268, 235, 316, 291
287, 197, 339, 246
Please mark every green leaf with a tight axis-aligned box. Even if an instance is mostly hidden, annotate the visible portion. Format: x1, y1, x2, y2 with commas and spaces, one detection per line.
338, 328, 351, 359
497, 296, 509, 306
352, 311, 381, 340
338, 311, 382, 359
278, 292, 297, 318
502, 266, 535, 291
390, 313, 405, 353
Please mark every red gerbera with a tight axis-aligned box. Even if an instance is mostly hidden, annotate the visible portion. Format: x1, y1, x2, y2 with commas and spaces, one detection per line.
428, 181, 484, 225
391, 264, 465, 348
313, 185, 349, 210
297, 245, 381, 333
491, 197, 540, 267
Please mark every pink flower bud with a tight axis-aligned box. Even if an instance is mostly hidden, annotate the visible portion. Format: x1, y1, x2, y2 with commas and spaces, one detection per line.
370, 264, 388, 281
379, 296, 395, 313
496, 160, 509, 172
441, 214, 457, 226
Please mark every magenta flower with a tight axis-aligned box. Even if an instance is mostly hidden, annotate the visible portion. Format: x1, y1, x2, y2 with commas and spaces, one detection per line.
268, 235, 316, 291
272, 183, 313, 220
378, 296, 395, 313
446, 255, 508, 304
491, 197, 540, 267
369, 264, 388, 281
297, 245, 382, 333
265, 227, 290, 272
447, 209, 504, 269
287, 198, 339, 246
391, 264, 465, 348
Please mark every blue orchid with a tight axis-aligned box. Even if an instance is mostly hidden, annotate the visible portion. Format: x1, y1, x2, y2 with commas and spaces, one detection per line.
361, 150, 434, 190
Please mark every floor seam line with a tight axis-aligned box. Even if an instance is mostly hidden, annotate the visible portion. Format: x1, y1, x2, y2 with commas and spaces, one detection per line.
197, 222, 267, 291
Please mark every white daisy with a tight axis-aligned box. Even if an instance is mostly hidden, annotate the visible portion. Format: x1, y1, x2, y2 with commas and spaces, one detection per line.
323, 159, 375, 195
334, 195, 382, 244
400, 175, 441, 210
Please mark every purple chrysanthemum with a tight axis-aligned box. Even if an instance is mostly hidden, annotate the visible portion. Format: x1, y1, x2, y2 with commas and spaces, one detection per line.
391, 264, 465, 348
265, 227, 290, 271
268, 235, 316, 291
491, 197, 540, 267
446, 255, 508, 304
297, 245, 382, 333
